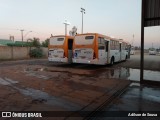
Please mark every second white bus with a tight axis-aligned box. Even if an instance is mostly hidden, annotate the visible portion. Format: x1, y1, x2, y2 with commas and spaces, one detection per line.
72, 33, 130, 65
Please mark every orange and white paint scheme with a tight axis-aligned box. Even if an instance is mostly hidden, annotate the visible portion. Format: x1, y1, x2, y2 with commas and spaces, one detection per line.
72, 33, 130, 65
48, 35, 74, 63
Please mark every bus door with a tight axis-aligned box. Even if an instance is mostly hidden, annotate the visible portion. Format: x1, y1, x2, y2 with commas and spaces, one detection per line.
105, 40, 110, 64
98, 37, 107, 64
68, 39, 73, 63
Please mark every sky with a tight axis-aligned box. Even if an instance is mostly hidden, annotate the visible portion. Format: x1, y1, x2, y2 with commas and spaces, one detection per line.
0, 0, 160, 48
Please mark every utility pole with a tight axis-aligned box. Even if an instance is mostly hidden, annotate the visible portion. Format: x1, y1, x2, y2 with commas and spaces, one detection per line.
20, 29, 24, 47
19, 29, 32, 46
21, 29, 24, 42
80, 7, 85, 34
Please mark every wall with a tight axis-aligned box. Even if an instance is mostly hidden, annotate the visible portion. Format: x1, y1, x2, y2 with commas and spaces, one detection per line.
0, 46, 48, 60
0, 46, 12, 60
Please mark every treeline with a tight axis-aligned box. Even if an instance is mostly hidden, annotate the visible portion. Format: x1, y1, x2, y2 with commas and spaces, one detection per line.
7, 38, 49, 47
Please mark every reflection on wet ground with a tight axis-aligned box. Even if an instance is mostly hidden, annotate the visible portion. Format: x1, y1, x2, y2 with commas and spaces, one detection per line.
29, 66, 160, 82
90, 67, 160, 82
0, 77, 18, 85
0, 62, 160, 119
94, 83, 160, 120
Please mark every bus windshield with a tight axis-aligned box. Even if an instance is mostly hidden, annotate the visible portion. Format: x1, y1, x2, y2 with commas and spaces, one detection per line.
50, 37, 65, 45
75, 35, 95, 45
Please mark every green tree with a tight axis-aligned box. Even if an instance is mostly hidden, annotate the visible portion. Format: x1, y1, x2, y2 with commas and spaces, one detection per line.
27, 37, 41, 47
42, 38, 49, 47
27, 37, 43, 58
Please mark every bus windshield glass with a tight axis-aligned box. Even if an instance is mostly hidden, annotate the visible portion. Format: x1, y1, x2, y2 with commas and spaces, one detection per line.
50, 37, 65, 45
75, 35, 95, 45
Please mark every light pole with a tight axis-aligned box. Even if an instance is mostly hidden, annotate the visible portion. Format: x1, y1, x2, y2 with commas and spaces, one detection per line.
63, 20, 70, 36
20, 29, 32, 46
80, 7, 85, 34
20, 29, 24, 42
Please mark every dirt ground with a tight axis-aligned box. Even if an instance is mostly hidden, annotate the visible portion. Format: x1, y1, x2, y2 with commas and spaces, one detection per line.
0, 59, 131, 119
0, 54, 159, 119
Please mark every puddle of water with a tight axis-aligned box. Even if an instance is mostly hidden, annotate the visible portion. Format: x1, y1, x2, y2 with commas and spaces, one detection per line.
24, 68, 52, 80
129, 82, 140, 87
98, 67, 160, 82
128, 68, 160, 81
25, 66, 160, 82
0, 77, 18, 85
104, 86, 160, 112
128, 87, 160, 103
25, 73, 50, 80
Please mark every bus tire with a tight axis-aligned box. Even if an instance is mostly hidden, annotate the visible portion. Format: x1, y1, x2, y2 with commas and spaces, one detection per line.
110, 57, 114, 66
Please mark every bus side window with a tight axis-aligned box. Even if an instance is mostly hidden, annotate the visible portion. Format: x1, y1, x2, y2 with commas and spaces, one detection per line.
98, 37, 101, 44
98, 37, 105, 50
98, 37, 105, 45
68, 39, 73, 50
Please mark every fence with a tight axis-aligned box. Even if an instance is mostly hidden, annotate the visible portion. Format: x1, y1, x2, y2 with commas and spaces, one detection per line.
0, 46, 48, 60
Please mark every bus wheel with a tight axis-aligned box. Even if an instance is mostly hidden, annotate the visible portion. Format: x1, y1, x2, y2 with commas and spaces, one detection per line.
110, 57, 114, 66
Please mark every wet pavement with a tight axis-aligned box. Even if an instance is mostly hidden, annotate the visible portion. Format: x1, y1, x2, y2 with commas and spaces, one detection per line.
0, 62, 130, 119
96, 67, 160, 82
0, 58, 160, 119
94, 83, 160, 120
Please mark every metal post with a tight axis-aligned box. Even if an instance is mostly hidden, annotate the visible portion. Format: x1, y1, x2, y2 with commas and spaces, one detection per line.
21, 30, 24, 42
140, 0, 145, 84
65, 24, 67, 35
81, 8, 85, 34
21, 29, 24, 47
82, 11, 83, 34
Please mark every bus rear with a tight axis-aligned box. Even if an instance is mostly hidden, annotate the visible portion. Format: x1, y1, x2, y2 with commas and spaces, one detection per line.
72, 34, 99, 64
48, 36, 74, 63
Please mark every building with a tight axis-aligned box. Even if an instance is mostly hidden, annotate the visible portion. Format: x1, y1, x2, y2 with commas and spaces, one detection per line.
0, 39, 14, 46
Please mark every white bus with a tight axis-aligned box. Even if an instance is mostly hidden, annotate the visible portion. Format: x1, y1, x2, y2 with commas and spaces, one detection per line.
48, 35, 74, 63
72, 33, 130, 65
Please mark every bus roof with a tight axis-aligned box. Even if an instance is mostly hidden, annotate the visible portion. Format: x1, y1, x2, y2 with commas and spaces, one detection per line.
110, 38, 130, 45
75, 33, 130, 43
76, 33, 110, 39
50, 35, 74, 39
